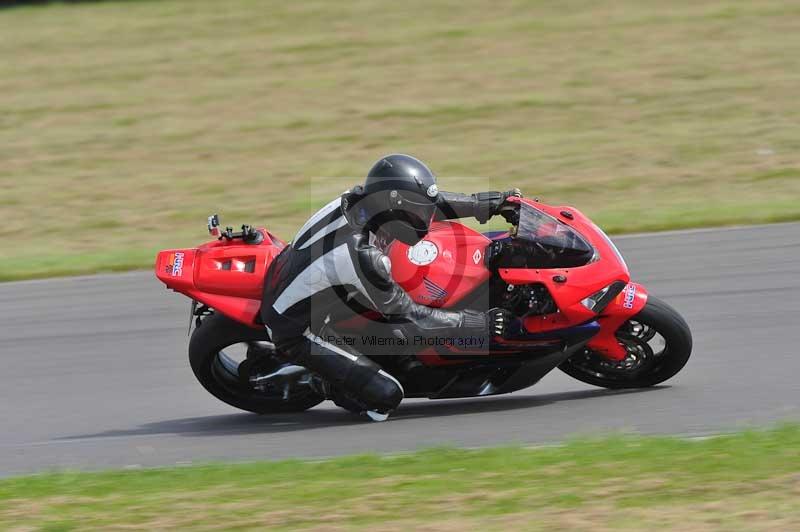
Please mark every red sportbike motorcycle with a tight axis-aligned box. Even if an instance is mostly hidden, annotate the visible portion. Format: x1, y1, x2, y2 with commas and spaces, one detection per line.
155, 197, 692, 415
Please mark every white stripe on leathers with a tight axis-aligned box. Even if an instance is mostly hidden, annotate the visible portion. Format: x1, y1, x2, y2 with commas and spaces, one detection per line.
292, 196, 343, 245
271, 243, 377, 314
302, 328, 358, 361
296, 216, 348, 250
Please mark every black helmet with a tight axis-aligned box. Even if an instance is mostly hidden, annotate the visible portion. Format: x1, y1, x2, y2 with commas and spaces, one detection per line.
343, 154, 439, 245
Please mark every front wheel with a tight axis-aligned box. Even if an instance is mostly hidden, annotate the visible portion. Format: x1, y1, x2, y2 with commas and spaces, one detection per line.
189, 313, 324, 414
559, 296, 692, 389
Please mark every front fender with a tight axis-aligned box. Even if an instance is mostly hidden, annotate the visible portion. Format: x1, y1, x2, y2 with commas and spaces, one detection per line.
585, 282, 648, 361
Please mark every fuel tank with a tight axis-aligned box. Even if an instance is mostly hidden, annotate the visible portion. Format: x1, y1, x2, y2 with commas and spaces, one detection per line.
388, 221, 492, 308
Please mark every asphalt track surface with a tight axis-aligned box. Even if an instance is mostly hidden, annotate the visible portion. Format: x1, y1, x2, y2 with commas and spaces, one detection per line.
1, 223, 799, 476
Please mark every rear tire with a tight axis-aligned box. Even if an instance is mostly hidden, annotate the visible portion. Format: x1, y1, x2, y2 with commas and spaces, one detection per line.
559, 296, 692, 389
189, 313, 324, 414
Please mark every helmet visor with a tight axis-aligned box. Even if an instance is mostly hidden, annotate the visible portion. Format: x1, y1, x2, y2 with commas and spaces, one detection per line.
393, 189, 437, 233
369, 189, 437, 245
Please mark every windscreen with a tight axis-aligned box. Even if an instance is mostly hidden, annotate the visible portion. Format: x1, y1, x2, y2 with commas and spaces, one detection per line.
513, 203, 595, 268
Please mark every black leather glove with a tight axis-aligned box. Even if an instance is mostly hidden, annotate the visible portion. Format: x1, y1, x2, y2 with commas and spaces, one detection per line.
498, 189, 522, 225
460, 308, 514, 338
487, 307, 514, 337
473, 189, 523, 224
502, 188, 523, 202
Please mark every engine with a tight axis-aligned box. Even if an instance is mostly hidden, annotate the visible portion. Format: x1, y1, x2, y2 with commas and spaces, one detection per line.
492, 279, 557, 317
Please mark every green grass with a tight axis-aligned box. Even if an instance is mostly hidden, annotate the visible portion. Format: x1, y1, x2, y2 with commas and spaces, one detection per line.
1, 426, 799, 530
2, 0, 800, 280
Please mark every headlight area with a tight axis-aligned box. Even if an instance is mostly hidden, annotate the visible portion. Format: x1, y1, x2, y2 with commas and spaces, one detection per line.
580, 281, 628, 313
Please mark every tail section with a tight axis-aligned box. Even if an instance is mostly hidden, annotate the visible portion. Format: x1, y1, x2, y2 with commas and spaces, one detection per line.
155, 228, 285, 327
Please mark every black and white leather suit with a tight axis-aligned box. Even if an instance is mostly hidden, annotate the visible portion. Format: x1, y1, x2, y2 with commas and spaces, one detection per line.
261, 190, 507, 413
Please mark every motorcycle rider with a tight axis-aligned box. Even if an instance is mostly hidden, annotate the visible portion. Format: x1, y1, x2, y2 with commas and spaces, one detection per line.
261, 154, 518, 420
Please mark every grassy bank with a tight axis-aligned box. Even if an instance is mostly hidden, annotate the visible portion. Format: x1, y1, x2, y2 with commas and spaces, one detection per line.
1, 426, 799, 530
3, 0, 800, 280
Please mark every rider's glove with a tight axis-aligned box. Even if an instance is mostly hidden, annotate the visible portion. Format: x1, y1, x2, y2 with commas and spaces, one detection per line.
461, 308, 514, 338
502, 188, 523, 202
498, 188, 522, 225
486, 307, 514, 338
473, 189, 523, 224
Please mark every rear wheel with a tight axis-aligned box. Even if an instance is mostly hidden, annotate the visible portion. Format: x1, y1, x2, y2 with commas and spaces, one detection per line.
559, 296, 692, 388
189, 313, 324, 414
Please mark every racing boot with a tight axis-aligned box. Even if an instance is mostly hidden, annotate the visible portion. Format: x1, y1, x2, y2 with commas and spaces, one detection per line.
278, 334, 404, 418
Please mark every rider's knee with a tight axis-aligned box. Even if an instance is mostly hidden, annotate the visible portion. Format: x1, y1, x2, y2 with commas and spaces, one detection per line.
360, 370, 404, 411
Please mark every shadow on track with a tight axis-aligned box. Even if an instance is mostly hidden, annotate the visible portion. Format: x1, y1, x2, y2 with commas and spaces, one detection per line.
61, 386, 668, 440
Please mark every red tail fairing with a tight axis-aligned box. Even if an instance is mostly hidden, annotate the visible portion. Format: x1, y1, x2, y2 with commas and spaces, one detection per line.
156, 229, 285, 327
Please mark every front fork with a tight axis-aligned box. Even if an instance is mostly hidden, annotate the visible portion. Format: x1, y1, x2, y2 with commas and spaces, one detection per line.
585, 282, 649, 361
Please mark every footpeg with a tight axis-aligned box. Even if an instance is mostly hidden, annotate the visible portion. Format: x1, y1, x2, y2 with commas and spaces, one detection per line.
249, 365, 310, 398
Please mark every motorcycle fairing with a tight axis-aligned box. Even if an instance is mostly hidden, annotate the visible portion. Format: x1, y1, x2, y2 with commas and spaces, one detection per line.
388, 221, 492, 308
428, 321, 598, 398
585, 282, 649, 360
497, 198, 646, 361
156, 229, 285, 327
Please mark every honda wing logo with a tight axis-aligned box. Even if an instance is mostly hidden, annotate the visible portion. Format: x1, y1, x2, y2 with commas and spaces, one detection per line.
422, 276, 448, 301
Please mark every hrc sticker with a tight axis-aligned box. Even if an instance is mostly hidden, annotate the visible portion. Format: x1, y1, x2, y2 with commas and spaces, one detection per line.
166, 252, 185, 277
622, 283, 636, 309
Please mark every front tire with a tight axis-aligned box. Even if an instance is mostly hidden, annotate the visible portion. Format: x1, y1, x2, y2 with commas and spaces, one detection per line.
189, 313, 324, 414
559, 296, 692, 389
